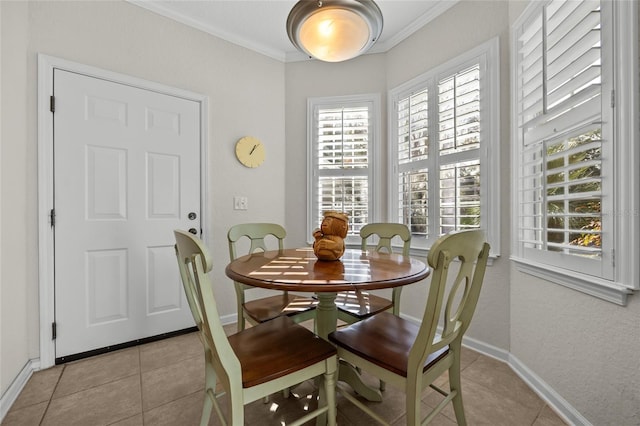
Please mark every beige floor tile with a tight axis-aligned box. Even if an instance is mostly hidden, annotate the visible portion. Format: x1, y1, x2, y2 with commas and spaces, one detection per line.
53, 347, 140, 398
222, 323, 236, 336
141, 354, 204, 411
533, 404, 568, 426
10, 365, 63, 410
2, 401, 48, 426
390, 401, 458, 426
139, 332, 202, 372
461, 355, 544, 411
423, 378, 540, 426
41, 375, 141, 426
5, 328, 568, 426
143, 391, 211, 426
336, 371, 407, 426
109, 413, 144, 426
460, 345, 482, 371
336, 410, 355, 426
243, 380, 325, 425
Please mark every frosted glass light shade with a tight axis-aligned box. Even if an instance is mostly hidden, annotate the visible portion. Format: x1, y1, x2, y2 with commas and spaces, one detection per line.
287, 0, 383, 62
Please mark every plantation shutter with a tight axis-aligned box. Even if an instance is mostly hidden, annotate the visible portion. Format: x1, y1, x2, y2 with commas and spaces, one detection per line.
315, 105, 370, 235
515, 0, 608, 276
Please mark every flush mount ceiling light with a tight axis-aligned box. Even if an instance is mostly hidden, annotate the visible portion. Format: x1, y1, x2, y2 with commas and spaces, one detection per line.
286, 0, 383, 62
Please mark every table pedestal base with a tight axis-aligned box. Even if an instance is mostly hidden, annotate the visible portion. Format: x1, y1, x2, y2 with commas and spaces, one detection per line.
315, 292, 383, 403
338, 360, 382, 401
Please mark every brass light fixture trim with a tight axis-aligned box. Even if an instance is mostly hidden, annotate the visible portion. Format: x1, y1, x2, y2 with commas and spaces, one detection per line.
286, 0, 383, 62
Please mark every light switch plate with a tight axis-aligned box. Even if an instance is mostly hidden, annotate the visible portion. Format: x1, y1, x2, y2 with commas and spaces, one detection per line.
233, 196, 248, 210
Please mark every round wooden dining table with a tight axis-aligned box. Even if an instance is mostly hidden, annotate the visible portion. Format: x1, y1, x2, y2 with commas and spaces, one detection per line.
225, 246, 430, 401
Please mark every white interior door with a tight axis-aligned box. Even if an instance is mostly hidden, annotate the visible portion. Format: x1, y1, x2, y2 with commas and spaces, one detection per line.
53, 69, 201, 360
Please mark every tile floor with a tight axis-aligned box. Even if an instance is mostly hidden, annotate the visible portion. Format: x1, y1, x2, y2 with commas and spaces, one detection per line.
3, 322, 568, 426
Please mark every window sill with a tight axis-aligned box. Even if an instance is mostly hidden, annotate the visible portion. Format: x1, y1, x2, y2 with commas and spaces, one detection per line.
511, 257, 634, 306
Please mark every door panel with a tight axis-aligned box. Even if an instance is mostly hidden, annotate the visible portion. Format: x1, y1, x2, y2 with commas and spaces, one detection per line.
54, 69, 200, 359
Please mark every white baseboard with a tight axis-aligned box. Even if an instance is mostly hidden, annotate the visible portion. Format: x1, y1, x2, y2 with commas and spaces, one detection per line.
508, 354, 591, 426
0, 358, 40, 423
220, 312, 238, 327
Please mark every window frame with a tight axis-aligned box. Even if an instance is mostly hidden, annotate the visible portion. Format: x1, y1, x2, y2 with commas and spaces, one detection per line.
510, 0, 639, 305
388, 37, 501, 256
306, 94, 381, 246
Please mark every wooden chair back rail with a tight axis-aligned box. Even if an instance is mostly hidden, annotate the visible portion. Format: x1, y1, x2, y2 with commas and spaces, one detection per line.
227, 223, 317, 332
360, 222, 412, 257
337, 223, 412, 325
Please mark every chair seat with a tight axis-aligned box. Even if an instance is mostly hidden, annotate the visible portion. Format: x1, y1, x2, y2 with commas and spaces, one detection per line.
328, 312, 449, 377
335, 290, 394, 319
229, 316, 336, 388
243, 294, 318, 324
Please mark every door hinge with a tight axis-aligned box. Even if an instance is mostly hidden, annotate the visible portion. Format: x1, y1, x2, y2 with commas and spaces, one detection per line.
50, 95, 55, 113
611, 89, 615, 108
52, 322, 57, 340
50, 208, 55, 227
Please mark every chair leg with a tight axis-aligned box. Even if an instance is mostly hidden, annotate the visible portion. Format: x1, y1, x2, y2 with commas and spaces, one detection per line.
324, 365, 337, 426
237, 312, 245, 333
200, 390, 214, 426
405, 384, 421, 426
449, 354, 467, 426
228, 389, 245, 426
203, 352, 226, 425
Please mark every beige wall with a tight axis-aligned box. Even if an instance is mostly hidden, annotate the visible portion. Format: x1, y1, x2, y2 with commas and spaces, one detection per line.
1, 0, 287, 396
1, 0, 32, 399
510, 271, 640, 425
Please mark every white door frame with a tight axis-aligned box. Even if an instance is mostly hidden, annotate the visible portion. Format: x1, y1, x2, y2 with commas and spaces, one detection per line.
37, 54, 209, 369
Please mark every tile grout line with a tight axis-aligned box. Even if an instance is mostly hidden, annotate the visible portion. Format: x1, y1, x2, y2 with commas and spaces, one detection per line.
38, 364, 65, 426
137, 346, 145, 425
101, 347, 145, 426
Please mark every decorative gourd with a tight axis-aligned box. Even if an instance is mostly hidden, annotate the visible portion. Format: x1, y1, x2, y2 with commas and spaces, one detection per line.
312, 211, 349, 261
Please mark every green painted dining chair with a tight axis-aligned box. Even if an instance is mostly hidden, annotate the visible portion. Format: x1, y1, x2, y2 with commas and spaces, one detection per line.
335, 223, 412, 324
174, 229, 337, 426
329, 229, 490, 426
227, 223, 317, 332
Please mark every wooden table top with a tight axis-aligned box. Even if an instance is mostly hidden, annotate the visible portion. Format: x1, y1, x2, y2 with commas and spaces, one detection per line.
225, 247, 430, 293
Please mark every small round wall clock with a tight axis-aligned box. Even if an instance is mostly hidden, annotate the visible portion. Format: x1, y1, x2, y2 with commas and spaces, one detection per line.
235, 136, 265, 168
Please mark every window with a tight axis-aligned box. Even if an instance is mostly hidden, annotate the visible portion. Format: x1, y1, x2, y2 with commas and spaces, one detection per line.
512, 0, 639, 304
390, 38, 500, 253
307, 95, 380, 243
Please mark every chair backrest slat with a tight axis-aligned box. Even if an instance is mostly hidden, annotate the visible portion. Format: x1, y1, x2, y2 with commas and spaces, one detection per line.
228, 223, 286, 261
408, 229, 490, 375
360, 223, 411, 256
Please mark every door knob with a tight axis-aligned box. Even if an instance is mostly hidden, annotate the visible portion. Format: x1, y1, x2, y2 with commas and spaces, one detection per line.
188, 228, 198, 235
